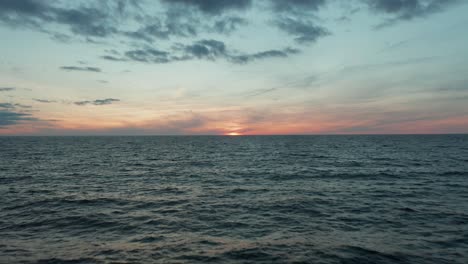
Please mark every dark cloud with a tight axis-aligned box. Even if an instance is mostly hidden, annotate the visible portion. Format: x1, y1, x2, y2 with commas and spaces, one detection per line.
366, 0, 461, 28
0, 0, 126, 39
105, 39, 300, 64
269, 0, 326, 13
0, 100, 37, 127
212, 16, 247, 34
161, 0, 252, 14
50, 32, 72, 43
230, 48, 300, 64
123, 11, 247, 44
125, 48, 171, 63
0, 102, 31, 109
101, 55, 127, 62
0, 0, 49, 21
124, 17, 198, 43
0, 103, 15, 109
0, 87, 15, 92
33, 99, 56, 103
275, 17, 330, 43
53, 7, 117, 37
13, 103, 32, 109
1, 0, 460, 67
74, 98, 120, 106
184, 39, 227, 60
267, 0, 329, 45
60, 66, 102, 72
0, 110, 37, 127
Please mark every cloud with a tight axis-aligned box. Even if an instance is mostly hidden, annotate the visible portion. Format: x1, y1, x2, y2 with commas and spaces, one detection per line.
124, 14, 248, 45
0, 102, 32, 109
267, 0, 330, 45
0, 87, 15, 92
230, 48, 300, 64
0, 0, 461, 67
103, 39, 300, 64
0, 110, 37, 127
366, 0, 461, 28
184, 39, 227, 60
0, 100, 38, 127
53, 7, 117, 38
12, 103, 32, 109
74, 98, 120, 106
211, 16, 247, 34
0, 103, 15, 109
161, 0, 252, 14
269, 0, 326, 13
0, 0, 126, 39
100, 55, 127, 62
275, 17, 330, 43
124, 48, 171, 63
33, 99, 56, 103
124, 14, 198, 43
0, 0, 49, 20
60, 66, 102, 72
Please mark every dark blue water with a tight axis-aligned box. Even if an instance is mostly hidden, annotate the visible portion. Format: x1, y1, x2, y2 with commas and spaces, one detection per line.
1, 135, 467, 263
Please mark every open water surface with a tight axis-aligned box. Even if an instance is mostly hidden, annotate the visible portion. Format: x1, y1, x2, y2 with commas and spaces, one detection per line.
1, 135, 467, 263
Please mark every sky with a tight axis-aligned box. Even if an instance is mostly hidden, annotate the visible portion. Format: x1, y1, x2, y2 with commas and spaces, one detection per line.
0, 0, 467, 135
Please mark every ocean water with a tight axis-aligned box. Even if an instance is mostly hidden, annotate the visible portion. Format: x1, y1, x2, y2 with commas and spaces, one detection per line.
0, 135, 467, 263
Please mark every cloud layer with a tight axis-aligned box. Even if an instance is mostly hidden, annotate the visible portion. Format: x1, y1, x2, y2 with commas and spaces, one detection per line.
0, 0, 460, 66
0, 110, 37, 127
0, 87, 16, 92
74, 98, 120, 106
0, 101, 37, 128
60, 66, 102, 72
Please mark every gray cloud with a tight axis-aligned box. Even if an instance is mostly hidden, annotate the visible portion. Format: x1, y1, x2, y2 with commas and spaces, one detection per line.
74, 98, 120, 106
124, 15, 198, 43
103, 39, 300, 64
100, 55, 127, 62
161, 0, 252, 14
33, 99, 56, 103
0, 110, 37, 127
275, 17, 330, 43
125, 48, 171, 63
0, 0, 128, 39
0, 102, 32, 109
0, 0, 462, 66
211, 16, 247, 34
268, 0, 329, 45
123, 10, 247, 44
0, 100, 38, 127
101, 47, 179, 64
0, 87, 16, 92
13, 103, 32, 109
60, 66, 102, 72
0, 103, 15, 109
184, 39, 227, 60
269, 0, 326, 13
366, 0, 461, 28
230, 48, 300, 64
0, 1, 252, 45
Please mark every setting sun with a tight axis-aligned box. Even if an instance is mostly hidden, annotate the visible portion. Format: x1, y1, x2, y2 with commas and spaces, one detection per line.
227, 132, 242, 136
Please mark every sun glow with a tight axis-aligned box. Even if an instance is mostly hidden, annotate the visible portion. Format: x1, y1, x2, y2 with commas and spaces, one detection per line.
227, 132, 242, 136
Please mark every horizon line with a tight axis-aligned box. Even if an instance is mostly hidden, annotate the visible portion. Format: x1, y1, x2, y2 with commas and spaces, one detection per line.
1, 133, 467, 137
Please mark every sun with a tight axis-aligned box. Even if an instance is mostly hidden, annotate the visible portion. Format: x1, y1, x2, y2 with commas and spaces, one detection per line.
227, 132, 242, 136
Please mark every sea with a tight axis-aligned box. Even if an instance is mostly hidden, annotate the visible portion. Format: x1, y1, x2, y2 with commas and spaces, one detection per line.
0, 135, 467, 263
